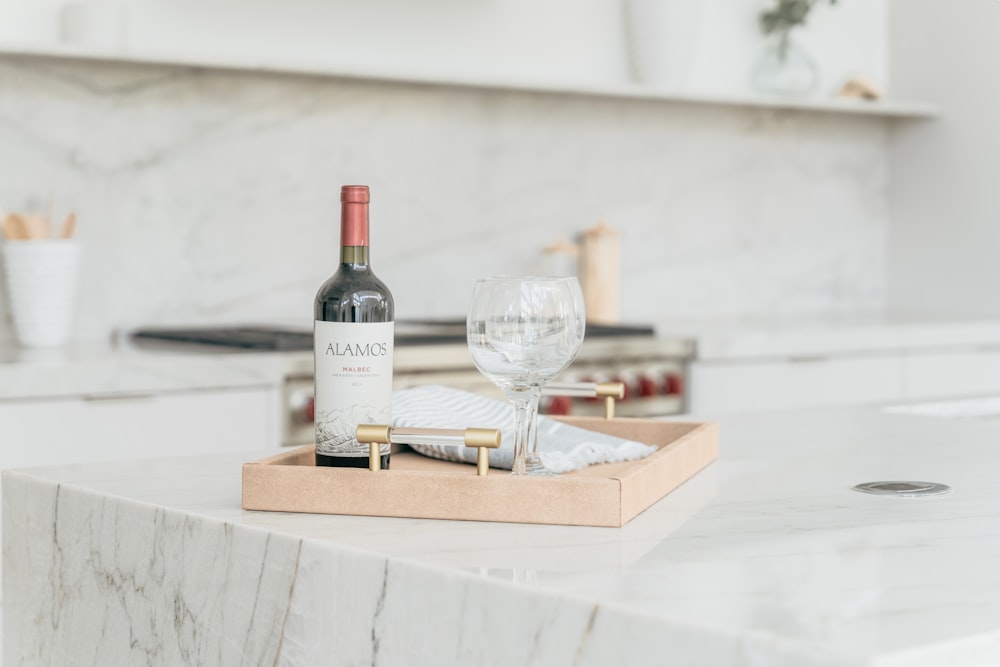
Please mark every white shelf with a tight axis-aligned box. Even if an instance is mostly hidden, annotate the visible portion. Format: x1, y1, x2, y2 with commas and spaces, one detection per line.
0, 42, 939, 119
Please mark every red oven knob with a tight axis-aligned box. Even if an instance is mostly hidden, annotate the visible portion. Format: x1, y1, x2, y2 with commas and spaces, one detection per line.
665, 373, 684, 395
545, 395, 573, 416
304, 396, 315, 422
638, 374, 660, 397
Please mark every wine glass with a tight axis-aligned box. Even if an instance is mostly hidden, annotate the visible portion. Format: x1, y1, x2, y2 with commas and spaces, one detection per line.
467, 276, 586, 475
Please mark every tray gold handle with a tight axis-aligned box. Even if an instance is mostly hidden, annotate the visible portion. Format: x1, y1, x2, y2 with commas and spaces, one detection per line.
465, 427, 502, 476
356, 425, 502, 475
356, 424, 391, 471
543, 381, 625, 419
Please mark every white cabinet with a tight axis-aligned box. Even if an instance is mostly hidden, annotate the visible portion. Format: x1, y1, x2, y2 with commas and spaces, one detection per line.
689, 345, 1000, 415
0, 387, 279, 471
688, 355, 904, 415
0, 385, 279, 602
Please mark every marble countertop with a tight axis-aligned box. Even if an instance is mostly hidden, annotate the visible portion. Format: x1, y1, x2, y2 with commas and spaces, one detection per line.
4, 313, 1000, 402
664, 313, 1000, 361
0, 341, 296, 401
5, 406, 1000, 665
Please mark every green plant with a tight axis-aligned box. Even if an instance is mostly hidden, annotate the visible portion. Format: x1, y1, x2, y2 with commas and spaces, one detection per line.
760, 0, 837, 35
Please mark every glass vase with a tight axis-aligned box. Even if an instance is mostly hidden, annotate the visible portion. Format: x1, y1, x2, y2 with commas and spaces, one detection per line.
750, 29, 818, 97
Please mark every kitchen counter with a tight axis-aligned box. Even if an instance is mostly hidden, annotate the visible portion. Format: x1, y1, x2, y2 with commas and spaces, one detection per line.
0, 333, 689, 401
5, 406, 1000, 666
4, 314, 1000, 401
664, 313, 1000, 361
0, 339, 466, 402
0, 342, 294, 401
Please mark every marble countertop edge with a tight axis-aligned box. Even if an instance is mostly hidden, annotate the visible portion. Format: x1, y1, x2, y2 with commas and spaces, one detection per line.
6, 407, 1000, 665
2, 464, 859, 666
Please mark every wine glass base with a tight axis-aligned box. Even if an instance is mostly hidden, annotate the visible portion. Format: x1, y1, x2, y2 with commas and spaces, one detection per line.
522, 457, 557, 477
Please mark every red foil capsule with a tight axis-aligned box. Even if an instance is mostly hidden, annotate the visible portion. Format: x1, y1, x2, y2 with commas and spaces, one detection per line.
340, 185, 370, 247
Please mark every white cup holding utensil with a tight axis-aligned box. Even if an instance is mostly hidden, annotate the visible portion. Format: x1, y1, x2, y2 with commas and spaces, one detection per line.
2, 239, 81, 348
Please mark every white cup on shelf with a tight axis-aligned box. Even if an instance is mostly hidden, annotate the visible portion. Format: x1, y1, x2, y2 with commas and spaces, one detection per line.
1, 240, 81, 348
624, 0, 704, 89
58, 1, 126, 50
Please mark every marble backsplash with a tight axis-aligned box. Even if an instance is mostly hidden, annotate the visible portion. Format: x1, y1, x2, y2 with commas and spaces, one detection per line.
0, 56, 889, 345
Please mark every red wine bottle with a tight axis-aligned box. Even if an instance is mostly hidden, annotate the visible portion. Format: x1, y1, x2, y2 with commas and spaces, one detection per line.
314, 185, 394, 468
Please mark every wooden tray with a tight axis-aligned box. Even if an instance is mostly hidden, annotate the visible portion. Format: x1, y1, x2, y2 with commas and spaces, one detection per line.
242, 417, 718, 527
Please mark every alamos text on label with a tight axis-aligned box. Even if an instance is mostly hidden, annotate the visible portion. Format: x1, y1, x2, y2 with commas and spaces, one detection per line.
324, 342, 388, 357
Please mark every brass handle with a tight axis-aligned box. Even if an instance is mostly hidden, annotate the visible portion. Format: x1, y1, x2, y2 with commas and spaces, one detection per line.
465, 427, 502, 476
356, 424, 391, 471
542, 381, 625, 420
356, 425, 502, 475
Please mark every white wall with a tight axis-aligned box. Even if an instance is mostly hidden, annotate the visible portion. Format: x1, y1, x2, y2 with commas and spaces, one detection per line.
0, 55, 891, 345
0, 0, 887, 95
0, 1, 896, 345
0, 0, 631, 83
888, 0, 1000, 317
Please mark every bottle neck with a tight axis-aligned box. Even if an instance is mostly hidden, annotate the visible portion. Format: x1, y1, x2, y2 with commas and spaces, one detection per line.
340, 200, 370, 267
341, 246, 369, 266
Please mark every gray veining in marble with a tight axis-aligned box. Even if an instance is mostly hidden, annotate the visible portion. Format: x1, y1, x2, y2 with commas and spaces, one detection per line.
0, 55, 890, 347
3, 475, 301, 666
6, 407, 1000, 665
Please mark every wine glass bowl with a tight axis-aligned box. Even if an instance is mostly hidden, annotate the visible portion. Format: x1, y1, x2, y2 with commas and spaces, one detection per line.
467, 276, 585, 474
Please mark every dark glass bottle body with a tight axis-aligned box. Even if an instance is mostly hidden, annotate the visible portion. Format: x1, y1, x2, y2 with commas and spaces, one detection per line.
313, 187, 394, 468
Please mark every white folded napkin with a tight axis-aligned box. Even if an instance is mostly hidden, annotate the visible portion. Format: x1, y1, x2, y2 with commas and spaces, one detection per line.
391, 385, 657, 473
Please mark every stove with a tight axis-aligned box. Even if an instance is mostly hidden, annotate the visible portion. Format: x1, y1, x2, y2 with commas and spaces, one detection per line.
132, 326, 312, 351
130, 321, 657, 350
130, 321, 692, 445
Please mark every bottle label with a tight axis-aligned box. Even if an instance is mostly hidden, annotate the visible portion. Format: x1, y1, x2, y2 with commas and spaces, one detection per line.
313, 320, 394, 457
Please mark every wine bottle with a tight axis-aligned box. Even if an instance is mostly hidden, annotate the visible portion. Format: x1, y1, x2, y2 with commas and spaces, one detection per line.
314, 185, 395, 468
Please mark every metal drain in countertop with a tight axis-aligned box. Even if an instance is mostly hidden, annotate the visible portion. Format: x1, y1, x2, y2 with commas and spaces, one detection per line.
852, 481, 952, 497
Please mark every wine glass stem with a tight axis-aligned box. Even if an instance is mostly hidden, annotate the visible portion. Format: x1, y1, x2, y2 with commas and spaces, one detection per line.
510, 390, 539, 475
525, 391, 542, 470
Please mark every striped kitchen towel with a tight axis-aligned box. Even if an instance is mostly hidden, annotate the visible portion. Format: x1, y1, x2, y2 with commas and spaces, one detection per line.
391, 385, 656, 473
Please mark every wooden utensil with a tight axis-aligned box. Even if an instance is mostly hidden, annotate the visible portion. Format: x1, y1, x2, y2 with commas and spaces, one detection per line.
9, 214, 35, 240
60, 212, 77, 239
2, 214, 25, 240
19, 214, 50, 240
